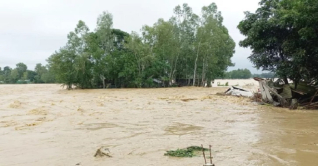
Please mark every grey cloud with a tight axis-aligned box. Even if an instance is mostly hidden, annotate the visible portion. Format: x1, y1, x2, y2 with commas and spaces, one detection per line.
0, 0, 262, 73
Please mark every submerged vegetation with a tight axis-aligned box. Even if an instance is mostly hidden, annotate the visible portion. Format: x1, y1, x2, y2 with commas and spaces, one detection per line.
164, 146, 209, 157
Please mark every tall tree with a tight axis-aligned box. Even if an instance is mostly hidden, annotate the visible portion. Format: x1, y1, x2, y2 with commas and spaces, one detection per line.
46, 3, 235, 89
10, 69, 19, 83
0, 67, 3, 82
16, 63, 27, 79
94, 11, 115, 88
237, 0, 318, 87
3, 66, 12, 83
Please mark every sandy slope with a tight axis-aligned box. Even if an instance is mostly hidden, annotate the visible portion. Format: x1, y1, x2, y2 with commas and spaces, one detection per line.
0, 84, 318, 166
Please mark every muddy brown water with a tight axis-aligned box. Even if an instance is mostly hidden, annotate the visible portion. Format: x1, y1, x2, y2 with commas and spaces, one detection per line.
0, 84, 318, 166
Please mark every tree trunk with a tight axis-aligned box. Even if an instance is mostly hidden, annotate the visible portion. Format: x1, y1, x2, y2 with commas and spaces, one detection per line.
170, 52, 180, 85
283, 76, 289, 85
100, 75, 106, 89
133, 52, 141, 79
201, 55, 206, 87
207, 78, 212, 87
193, 43, 201, 86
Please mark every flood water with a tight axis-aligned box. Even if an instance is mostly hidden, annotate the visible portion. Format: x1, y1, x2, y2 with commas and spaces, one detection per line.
0, 84, 317, 166
253, 107, 318, 165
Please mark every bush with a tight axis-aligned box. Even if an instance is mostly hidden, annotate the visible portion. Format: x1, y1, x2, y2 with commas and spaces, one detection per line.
217, 82, 225, 86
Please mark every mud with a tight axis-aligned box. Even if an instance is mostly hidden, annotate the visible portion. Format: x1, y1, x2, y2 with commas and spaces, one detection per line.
0, 84, 318, 166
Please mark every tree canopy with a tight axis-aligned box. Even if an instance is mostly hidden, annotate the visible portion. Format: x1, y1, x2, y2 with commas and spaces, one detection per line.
224, 69, 252, 79
238, 0, 318, 88
46, 3, 235, 89
253, 72, 275, 78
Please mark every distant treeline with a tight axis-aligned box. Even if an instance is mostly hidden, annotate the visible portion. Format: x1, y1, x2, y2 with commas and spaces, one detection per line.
221, 68, 275, 79
0, 63, 55, 84
252, 72, 275, 79
0, 65, 275, 85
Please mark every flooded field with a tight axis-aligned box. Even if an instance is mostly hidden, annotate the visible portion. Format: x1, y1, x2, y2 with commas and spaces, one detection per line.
0, 84, 318, 166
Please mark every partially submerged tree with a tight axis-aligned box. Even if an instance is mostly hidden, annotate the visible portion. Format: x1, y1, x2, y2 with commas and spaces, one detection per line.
46, 3, 235, 89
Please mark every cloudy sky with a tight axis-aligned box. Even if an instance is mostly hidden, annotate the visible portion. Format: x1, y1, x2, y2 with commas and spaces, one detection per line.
0, 0, 262, 73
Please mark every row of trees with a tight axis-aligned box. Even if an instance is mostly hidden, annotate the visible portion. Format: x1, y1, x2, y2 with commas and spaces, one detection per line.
0, 63, 274, 84
252, 72, 275, 78
47, 3, 236, 89
238, 0, 318, 89
224, 69, 252, 79
0, 63, 55, 84
222, 68, 275, 79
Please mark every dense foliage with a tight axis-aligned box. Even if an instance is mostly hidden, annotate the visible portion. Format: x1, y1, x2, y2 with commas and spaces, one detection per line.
238, 0, 318, 88
252, 72, 275, 78
47, 3, 235, 89
0, 63, 55, 84
224, 68, 252, 79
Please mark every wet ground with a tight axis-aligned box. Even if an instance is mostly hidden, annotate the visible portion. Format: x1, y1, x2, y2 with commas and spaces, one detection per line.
0, 84, 317, 166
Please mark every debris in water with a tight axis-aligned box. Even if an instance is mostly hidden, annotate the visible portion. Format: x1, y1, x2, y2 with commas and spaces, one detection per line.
180, 98, 197, 102
202, 144, 215, 166
94, 146, 112, 158
254, 77, 318, 109
224, 86, 253, 97
164, 146, 208, 157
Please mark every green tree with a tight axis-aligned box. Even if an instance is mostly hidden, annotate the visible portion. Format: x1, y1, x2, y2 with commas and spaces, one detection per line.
10, 69, 19, 83
196, 3, 235, 86
34, 63, 47, 83
253, 72, 275, 78
93, 11, 115, 88
47, 48, 77, 89
277, 0, 318, 86
125, 32, 152, 87
41, 69, 55, 83
0, 67, 3, 82
238, 0, 318, 88
46, 3, 235, 89
16, 63, 27, 79
22, 70, 36, 81
224, 69, 252, 79
3, 66, 12, 83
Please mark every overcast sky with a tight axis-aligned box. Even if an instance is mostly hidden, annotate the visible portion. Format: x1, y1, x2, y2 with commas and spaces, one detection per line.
0, 0, 263, 73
